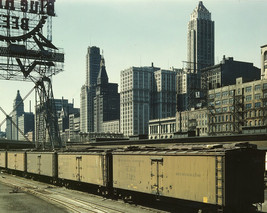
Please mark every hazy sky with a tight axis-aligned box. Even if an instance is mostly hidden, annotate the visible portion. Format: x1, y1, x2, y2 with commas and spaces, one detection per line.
0, 0, 267, 131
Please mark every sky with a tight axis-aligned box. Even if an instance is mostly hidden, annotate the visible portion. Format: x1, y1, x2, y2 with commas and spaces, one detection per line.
0, 0, 267, 130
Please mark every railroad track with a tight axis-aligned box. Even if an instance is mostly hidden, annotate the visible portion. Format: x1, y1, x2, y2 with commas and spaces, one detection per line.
0, 173, 162, 213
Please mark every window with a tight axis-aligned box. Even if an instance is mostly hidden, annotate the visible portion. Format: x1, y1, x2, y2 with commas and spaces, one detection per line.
245, 86, 252, 93
222, 99, 228, 105
229, 98, 233, 104
255, 102, 261, 108
222, 91, 228, 97
209, 94, 214, 99
209, 102, 214, 106
222, 107, 228, 112
255, 93, 261, 100
215, 101, 221, 106
255, 85, 261, 91
215, 93, 221, 98
246, 104, 252, 109
246, 95, 252, 101
229, 90, 234, 96
216, 108, 221, 113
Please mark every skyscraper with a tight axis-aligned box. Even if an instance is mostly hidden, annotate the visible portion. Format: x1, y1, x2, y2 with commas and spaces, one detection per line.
94, 57, 120, 132
11, 90, 24, 140
120, 66, 155, 136
86, 46, 102, 87
80, 46, 102, 133
6, 90, 34, 141
187, 1, 214, 72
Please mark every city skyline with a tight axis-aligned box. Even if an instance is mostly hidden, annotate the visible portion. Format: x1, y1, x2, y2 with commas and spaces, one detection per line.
0, 0, 266, 131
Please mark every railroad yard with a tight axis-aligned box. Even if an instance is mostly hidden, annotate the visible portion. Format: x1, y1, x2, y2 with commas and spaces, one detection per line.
0, 172, 174, 213
0, 172, 266, 213
0, 137, 266, 213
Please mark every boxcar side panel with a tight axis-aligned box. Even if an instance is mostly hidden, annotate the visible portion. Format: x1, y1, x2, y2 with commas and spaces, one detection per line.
113, 154, 217, 205
27, 152, 56, 177
113, 155, 152, 194
80, 155, 106, 186
162, 155, 217, 205
0, 151, 6, 168
7, 152, 26, 172
58, 153, 106, 186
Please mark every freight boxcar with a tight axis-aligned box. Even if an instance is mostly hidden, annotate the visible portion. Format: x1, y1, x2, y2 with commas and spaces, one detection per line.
0, 150, 6, 168
26, 152, 57, 180
112, 143, 265, 212
57, 151, 112, 194
7, 151, 26, 173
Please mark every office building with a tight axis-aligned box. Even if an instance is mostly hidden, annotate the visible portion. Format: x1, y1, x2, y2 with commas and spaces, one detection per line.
6, 90, 24, 140
149, 117, 176, 139
201, 56, 260, 90
208, 77, 267, 135
151, 69, 177, 119
175, 107, 208, 137
94, 57, 120, 132
11, 90, 24, 140
6, 90, 35, 141
120, 66, 155, 136
121, 64, 177, 137
80, 46, 102, 133
18, 112, 34, 141
187, 1, 214, 72
177, 1, 214, 111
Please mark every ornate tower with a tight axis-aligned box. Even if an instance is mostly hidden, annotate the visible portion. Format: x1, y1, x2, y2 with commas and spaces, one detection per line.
187, 1, 214, 72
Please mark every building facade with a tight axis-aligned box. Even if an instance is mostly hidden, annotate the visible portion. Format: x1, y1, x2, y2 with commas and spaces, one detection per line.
208, 77, 267, 135
151, 69, 177, 119
102, 120, 120, 133
120, 66, 155, 136
80, 46, 102, 133
11, 90, 24, 140
6, 90, 35, 141
201, 56, 260, 90
261, 44, 267, 80
149, 117, 176, 139
121, 65, 178, 137
187, 1, 214, 72
94, 57, 120, 132
176, 107, 208, 137
18, 112, 34, 141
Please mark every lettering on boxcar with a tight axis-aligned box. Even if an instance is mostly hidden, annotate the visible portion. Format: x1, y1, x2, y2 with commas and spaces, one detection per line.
176, 172, 201, 177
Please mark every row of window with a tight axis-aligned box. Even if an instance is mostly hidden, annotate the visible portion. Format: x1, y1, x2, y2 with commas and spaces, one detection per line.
209, 83, 267, 99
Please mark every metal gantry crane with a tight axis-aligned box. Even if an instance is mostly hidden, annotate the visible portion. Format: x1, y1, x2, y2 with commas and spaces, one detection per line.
0, 2, 64, 149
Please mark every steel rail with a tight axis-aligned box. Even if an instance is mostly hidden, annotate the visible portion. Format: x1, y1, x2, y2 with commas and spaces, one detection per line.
0, 174, 128, 213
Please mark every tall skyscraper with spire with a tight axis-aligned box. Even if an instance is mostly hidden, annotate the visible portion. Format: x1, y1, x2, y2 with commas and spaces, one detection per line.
80, 46, 102, 133
6, 90, 34, 141
94, 57, 120, 132
187, 1, 214, 72
11, 90, 24, 140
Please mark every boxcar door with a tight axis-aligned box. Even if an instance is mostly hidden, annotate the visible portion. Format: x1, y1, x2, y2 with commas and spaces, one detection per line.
151, 157, 163, 196
76, 156, 82, 181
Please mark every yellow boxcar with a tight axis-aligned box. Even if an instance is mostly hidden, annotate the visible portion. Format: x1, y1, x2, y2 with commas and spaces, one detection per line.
27, 152, 57, 177
113, 145, 264, 208
7, 151, 26, 172
113, 152, 218, 204
0, 151, 6, 168
58, 151, 110, 187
